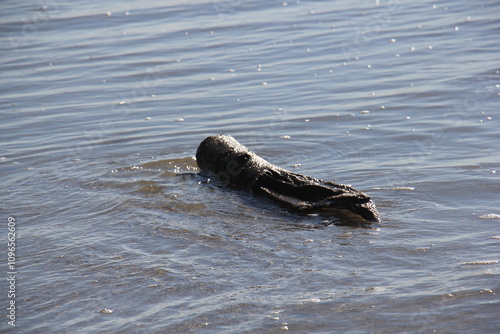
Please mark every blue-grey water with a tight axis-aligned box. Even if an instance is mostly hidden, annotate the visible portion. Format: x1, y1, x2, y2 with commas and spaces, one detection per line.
1, 0, 499, 333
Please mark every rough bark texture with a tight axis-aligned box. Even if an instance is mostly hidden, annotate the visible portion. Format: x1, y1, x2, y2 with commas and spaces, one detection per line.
196, 134, 381, 223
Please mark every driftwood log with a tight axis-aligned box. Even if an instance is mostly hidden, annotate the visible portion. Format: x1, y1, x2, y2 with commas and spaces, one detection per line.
196, 134, 381, 223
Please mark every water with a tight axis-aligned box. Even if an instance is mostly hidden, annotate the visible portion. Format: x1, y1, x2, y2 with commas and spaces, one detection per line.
1, 0, 499, 333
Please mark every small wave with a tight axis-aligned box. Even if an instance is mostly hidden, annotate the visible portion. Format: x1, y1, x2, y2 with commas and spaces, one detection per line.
462, 260, 499, 265
479, 213, 500, 219
111, 157, 198, 175
372, 186, 415, 191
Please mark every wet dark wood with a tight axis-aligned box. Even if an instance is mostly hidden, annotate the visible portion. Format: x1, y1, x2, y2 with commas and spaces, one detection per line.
196, 134, 381, 223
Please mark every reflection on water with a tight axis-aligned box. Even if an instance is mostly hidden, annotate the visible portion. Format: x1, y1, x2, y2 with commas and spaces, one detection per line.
1, 0, 499, 332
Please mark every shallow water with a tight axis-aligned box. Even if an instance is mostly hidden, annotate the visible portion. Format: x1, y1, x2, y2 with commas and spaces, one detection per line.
1, 0, 499, 333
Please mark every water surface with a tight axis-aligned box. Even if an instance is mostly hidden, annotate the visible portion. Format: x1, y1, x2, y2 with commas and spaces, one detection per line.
1, 0, 499, 333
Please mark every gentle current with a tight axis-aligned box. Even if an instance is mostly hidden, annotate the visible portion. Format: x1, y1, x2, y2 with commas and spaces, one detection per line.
1, 0, 499, 333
